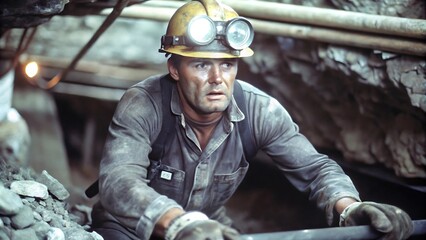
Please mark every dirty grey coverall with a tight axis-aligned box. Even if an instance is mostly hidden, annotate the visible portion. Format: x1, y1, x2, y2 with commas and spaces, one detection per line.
91, 74, 360, 240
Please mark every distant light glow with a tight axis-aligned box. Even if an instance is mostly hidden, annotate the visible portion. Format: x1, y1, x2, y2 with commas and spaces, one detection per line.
25, 61, 39, 78
7, 108, 20, 122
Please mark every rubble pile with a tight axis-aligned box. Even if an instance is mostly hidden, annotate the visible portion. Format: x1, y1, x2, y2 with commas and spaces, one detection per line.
0, 162, 102, 240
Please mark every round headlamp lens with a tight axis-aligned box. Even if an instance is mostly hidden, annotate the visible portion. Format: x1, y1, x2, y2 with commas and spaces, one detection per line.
226, 18, 254, 50
187, 16, 216, 46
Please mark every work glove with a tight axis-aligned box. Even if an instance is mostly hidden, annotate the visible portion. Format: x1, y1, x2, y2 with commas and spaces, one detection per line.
165, 211, 241, 240
339, 201, 413, 240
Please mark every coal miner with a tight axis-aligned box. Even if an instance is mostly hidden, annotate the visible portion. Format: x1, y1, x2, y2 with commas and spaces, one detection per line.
89, 0, 413, 239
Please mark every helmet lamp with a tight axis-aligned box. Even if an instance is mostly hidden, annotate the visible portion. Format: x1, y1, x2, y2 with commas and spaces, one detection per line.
187, 16, 216, 45
162, 15, 254, 54
225, 18, 254, 50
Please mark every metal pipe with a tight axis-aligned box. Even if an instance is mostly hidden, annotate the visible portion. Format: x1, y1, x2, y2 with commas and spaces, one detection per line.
221, 0, 426, 39
0, 27, 37, 78
249, 18, 426, 57
34, 0, 133, 89
102, 4, 175, 21
100, 4, 426, 57
143, 0, 426, 40
241, 219, 426, 240
0, 67, 14, 121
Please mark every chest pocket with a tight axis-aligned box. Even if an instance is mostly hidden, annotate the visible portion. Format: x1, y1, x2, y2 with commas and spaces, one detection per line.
148, 163, 186, 204
209, 163, 249, 210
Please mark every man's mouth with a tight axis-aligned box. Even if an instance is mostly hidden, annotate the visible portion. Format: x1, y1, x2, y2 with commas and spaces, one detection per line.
206, 91, 225, 100
207, 89, 224, 95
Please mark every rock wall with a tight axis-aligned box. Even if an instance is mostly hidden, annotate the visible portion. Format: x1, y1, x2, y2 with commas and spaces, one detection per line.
242, 36, 425, 178
239, 0, 426, 178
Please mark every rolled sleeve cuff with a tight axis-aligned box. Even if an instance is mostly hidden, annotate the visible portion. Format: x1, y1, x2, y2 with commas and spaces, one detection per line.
325, 192, 361, 226
135, 195, 183, 240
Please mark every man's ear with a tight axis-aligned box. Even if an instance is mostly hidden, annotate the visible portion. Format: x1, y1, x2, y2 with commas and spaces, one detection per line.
167, 59, 179, 81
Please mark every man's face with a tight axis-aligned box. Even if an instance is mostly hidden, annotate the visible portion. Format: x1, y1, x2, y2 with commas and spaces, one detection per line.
168, 56, 239, 118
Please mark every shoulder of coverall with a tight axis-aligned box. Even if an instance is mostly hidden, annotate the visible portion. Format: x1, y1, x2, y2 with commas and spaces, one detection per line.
236, 79, 271, 101
129, 73, 167, 92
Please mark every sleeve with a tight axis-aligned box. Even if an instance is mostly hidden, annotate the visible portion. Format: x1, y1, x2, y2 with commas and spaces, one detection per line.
98, 86, 183, 240
251, 95, 361, 225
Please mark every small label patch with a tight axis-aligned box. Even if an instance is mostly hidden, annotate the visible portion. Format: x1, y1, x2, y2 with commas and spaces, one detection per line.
160, 171, 172, 180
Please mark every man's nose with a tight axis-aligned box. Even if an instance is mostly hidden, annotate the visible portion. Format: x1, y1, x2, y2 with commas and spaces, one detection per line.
208, 65, 223, 85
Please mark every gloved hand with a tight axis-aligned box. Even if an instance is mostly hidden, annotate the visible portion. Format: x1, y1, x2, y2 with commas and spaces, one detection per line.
165, 211, 240, 240
339, 201, 413, 240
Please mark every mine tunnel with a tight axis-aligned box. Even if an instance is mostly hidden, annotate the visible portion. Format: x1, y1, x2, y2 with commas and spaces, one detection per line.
0, 0, 425, 239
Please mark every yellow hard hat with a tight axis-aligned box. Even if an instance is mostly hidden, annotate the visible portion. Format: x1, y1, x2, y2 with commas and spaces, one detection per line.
159, 0, 254, 58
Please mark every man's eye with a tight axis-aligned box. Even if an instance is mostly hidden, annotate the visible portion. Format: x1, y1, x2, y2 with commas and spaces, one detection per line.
223, 62, 233, 68
195, 63, 206, 69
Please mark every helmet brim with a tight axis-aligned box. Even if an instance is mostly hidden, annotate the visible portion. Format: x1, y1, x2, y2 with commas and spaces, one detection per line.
161, 46, 254, 58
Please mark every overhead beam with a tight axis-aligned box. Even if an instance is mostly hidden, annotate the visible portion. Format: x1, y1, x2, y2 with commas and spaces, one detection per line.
221, 0, 426, 39
99, 2, 426, 57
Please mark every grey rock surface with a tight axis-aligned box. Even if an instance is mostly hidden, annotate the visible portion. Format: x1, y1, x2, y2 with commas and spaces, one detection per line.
10, 206, 34, 229
37, 170, 70, 201
10, 181, 49, 200
0, 163, 102, 240
0, 186, 23, 216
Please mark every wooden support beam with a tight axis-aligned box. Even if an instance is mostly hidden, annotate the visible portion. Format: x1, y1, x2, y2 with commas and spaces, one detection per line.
100, 2, 426, 57
221, 0, 426, 39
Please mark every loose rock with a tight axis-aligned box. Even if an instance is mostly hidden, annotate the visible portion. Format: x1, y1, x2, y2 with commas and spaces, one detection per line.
0, 163, 103, 240
10, 181, 49, 200
0, 186, 23, 215
46, 227, 65, 240
11, 228, 37, 240
10, 206, 34, 229
37, 171, 70, 201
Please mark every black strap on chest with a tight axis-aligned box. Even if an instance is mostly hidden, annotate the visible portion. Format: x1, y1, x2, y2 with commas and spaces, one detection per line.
85, 75, 256, 198
149, 74, 256, 160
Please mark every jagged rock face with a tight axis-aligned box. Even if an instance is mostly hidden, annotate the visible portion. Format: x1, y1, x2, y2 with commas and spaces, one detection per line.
279, 0, 425, 18
242, 37, 425, 178
238, 0, 426, 178
330, 0, 425, 18
0, 0, 68, 30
